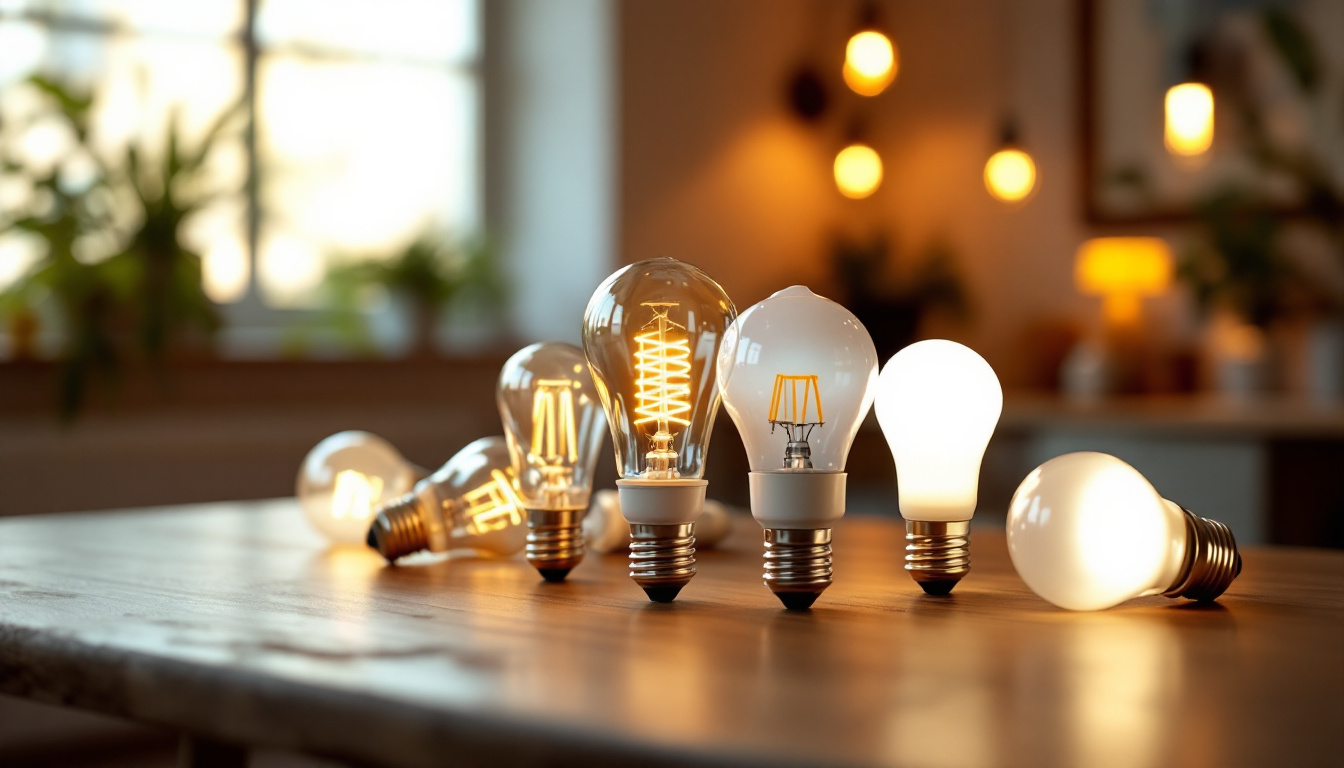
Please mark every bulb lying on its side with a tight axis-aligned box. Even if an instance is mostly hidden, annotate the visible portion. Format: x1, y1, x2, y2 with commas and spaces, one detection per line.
297, 431, 420, 545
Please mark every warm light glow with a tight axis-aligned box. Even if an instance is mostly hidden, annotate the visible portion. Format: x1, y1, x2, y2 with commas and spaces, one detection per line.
843, 30, 897, 96
461, 468, 525, 535
1075, 237, 1173, 326
330, 469, 382, 522
1165, 83, 1214, 157
984, 148, 1037, 203
834, 143, 883, 199
633, 302, 692, 477
201, 239, 249, 303
530, 378, 580, 491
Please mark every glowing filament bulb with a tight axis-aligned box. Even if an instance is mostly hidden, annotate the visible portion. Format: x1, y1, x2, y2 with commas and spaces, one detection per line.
1165, 83, 1213, 157
768, 374, 825, 469
634, 301, 693, 476
330, 470, 383, 522
460, 468, 526, 536
530, 379, 580, 491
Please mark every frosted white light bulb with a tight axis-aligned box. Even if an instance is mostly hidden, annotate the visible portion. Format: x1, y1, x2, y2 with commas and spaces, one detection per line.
366, 437, 528, 561
582, 257, 737, 602
1007, 452, 1242, 611
297, 431, 420, 545
497, 342, 607, 582
718, 285, 878, 609
583, 490, 735, 554
874, 340, 1003, 594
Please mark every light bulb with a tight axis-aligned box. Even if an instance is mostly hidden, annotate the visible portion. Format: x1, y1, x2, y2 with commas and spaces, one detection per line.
582, 489, 735, 554
718, 286, 879, 609
1007, 452, 1242, 611
297, 431, 420, 545
834, 143, 883, 199
874, 340, 1003, 594
1165, 82, 1214, 157
496, 342, 607, 582
984, 148, 1037, 203
366, 436, 528, 561
843, 29, 898, 96
582, 257, 737, 602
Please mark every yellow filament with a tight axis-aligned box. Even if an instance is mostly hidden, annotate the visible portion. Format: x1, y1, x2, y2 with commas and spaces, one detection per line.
330, 469, 382, 522
462, 468, 525, 535
530, 380, 579, 464
633, 303, 692, 430
768, 374, 824, 426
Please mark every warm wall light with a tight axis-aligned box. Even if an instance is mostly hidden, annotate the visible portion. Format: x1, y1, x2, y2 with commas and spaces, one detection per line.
844, 30, 897, 96
834, 143, 883, 199
1164, 83, 1214, 157
1075, 237, 1173, 326
984, 148, 1036, 203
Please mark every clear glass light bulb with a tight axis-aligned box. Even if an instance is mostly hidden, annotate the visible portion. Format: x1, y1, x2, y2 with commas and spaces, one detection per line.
297, 431, 420, 545
718, 285, 878, 609
497, 342, 607, 582
874, 339, 1003, 595
366, 436, 528, 562
582, 257, 737, 602
1007, 452, 1242, 611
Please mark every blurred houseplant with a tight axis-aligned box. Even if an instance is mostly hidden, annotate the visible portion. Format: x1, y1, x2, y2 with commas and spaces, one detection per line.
0, 75, 239, 417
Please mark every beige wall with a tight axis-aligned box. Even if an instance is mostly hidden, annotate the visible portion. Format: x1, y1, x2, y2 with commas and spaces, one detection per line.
619, 0, 1188, 386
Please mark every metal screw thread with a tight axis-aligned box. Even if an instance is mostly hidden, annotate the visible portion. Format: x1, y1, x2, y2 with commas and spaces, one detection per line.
904, 520, 971, 595
368, 496, 428, 562
525, 508, 586, 582
763, 528, 833, 610
629, 523, 696, 603
1164, 507, 1243, 602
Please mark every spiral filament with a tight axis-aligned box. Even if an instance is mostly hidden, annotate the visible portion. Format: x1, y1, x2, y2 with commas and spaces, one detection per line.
768, 374, 824, 469
634, 302, 692, 477
331, 469, 383, 521
530, 379, 579, 500
460, 469, 526, 535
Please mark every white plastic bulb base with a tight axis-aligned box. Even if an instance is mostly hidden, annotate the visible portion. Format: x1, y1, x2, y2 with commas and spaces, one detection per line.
749, 471, 846, 609
584, 490, 733, 554
617, 478, 707, 603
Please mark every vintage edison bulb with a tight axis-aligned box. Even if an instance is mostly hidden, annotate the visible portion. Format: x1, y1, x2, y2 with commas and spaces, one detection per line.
718, 286, 879, 609
984, 147, 1037, 203
874, 340, 1003, 594
834, 143, 883, 199
497, 342, 607, 582
843, 29, 898, 96
366, 437, 528, 561
297, 431, 419, 544
1007, 452, 1241, 611
1165, 82, 1214, 157
582, 257, 737, 602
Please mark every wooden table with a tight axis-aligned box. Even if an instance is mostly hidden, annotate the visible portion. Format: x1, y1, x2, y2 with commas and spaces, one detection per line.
1, 500, 1341, 768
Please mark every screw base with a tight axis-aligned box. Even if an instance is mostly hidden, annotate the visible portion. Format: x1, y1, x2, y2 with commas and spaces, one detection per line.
763, 528, 833, 610
526, 509, 585, 582
367, 496, 427, 562
905, 520, 970, 595
629, 523, 696, 602
1164, 507, 1242, 602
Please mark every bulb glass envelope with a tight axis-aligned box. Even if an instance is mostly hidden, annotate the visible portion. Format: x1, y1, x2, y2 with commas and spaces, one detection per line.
420, 436, 527, 553
1007, 452, 1188, 611
875, 340, 1003, 521
1074, 237, 1173, 326
497, 342, 607, 511
297, 431, 418, 543
582, 258, 737, 480
718, 286, 878, 472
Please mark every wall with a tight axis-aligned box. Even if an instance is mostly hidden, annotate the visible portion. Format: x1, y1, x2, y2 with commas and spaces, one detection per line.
619, 0, 1190, 386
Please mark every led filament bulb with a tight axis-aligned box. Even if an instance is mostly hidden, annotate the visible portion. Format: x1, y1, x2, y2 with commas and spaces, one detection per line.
1007, 452, 1241, 611
718, 286, 878, 609
582, 257, 737, 602
366, 437, 528, 562
297, 431, 420, 544
875, 340, 1003, 595
497, 342, 607, 582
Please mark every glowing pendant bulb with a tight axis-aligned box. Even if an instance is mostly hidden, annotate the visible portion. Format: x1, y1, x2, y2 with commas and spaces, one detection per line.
718, 286, 879, 609
874, 340, 1003, 594
582, 257, 737, 602
366, 437, 528, 561
984, 148, 1037, 203
1165, 82, 1214, 157
843, 29, 898, 96
297, 431, 420, 544
834, 143, 883, 199
1007, 452, 1242, 610
497, 342, 607, 582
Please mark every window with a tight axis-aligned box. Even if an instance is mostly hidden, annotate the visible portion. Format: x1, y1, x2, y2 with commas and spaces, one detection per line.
0, 0, 481, 349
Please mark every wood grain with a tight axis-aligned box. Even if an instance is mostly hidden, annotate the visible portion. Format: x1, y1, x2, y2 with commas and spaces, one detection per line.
1, 500, 1341, 768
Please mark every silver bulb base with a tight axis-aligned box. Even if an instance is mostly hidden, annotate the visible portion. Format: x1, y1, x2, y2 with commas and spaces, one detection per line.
904, 520, 971, 595
367, 496, 428, 562
763, 528, 832, 610
526, 508, 586, 582
629, 523, 696, 603
1164, 507, 1242, 602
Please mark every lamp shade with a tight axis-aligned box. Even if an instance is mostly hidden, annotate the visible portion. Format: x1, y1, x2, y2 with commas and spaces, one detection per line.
1074, 237, 1173, 325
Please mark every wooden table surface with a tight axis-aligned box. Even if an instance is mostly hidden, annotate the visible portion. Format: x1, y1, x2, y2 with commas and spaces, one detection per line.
1, 500, 1341, 768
